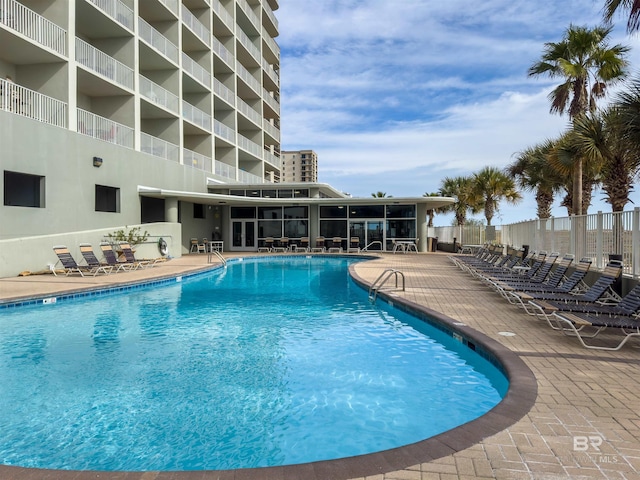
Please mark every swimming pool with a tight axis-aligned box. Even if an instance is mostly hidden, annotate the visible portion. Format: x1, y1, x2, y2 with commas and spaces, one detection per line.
0, 256, 508, 472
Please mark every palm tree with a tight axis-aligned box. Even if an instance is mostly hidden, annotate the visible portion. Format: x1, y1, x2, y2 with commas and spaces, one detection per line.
570, 107, 639, 212
603, 0, 640, 33
507, 140, 564, 219
528, 24, 629, 215
438, 176, 480, 226
371, 191, 390, 198
471, 167, 522, 226
423, 192, 444, 227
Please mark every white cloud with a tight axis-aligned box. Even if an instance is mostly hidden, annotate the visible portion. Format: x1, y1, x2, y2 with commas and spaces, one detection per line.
276, 0, 640, 224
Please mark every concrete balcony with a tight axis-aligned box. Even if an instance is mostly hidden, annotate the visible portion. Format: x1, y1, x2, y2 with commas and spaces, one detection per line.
237, 0, 260, 33
212, 37, 234, 68
237, 29, 261, 64
77, 108, 134, 148
214, 119, 235, 143
0, 78, 67, 128
76, 38, 134, 90
213, 77, 234, 106
182, 52, 211, 88
237, 133, 262, 158
182, 100, 211, 132
139, 75, 179, 114
237, 97, 261, 126
139, 17, 179, 64
236, 62, 261, 95
184, 148, 212, 172
181, 5, 210, 48
212, 0, 233, 32
140, 132, 179, 162
0, 0, 66, 56
86, 0, 134, 31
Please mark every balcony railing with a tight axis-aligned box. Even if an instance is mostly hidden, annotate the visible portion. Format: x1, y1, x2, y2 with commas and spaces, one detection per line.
0, 78, 67, 128
139, 17, 179, 64
214, 159, 237, 180
262, 58, 279, 87
182, 100, 211, 131
212, 0, 233, 31
432, 208, 640, 279
237, 29, 261, 64
76, 38, 134, 90
236, 62, 261, 95
263, 150, 281, 168
212, 37, 234, 68
262, 118, 280, 141
237, 0, 259, 32
182, 52, 211, 87
213, 119, 235, 143
77, 108, 134, 148
1, 0, 67, 56
263, 2, 278, 31
237, 133, 262, 158
237, 97, 261, 125
238, 169, 265, 184
140, 132, 179, 162
181, 5, 210, 47
262, 26, 280, 58
262, 87, 279, 112
139, 75, 179, 114
213, 77, 235, 106
184, 148, 212, 172
86, 0, 134, 31
158, 0, 179, 16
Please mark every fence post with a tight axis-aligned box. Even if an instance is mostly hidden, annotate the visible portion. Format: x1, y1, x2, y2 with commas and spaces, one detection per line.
633, 208, 640, 279
596, 211, 604, 270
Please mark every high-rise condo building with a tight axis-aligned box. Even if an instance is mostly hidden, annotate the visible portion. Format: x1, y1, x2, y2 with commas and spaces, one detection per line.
281, 150, 318, 183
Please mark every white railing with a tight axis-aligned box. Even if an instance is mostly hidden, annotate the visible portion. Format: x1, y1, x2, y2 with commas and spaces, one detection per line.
86, 0, 134, 31
213, 119, 235, 143
238, 169, 265, 183
184, 148, 212, 172
76, 38, 134, 90
214, 159, 237, 180
262, 26, 280, 58
237, 97, 261, 125
263, 150, 281, 168
158, 0, 179, 16
237, 29, 261, 63
181, 5, 210, 47
236, 62, 261, 94
262, 118, 280, 141
262, 2, 278, 30
433, 208, 640, 279
262, 58, 279, 87
213, 77, 235, 106
212, 37, 234, 68
139, 75, 179, 114
140, 132, 179, 162
212, 0, 234, 31
262, 87, 279, 112
182, 52, 211, 87
138, 17, 179, 64
237, 133, 262, 158
77, 108, 133, 148
1, 0, 67, 56
237, 0, 259, 31
182, 100, 211, 131
0, 78, 67, 127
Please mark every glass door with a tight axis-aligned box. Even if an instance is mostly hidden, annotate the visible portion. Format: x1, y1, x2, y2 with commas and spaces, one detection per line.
232, 221, 256, 251
349, 220, 384, 250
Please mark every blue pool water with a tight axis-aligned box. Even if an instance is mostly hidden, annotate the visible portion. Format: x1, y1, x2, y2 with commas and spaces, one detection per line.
0, 256, 507, 471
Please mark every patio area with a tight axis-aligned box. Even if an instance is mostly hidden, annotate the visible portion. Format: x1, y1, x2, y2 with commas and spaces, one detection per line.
0, 252, 638, 480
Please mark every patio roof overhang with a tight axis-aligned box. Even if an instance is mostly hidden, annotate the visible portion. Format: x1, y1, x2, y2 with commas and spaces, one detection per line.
138, 185, 456, 210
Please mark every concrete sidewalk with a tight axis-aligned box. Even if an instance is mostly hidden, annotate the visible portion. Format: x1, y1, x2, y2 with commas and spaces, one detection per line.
0, 252, 638, 480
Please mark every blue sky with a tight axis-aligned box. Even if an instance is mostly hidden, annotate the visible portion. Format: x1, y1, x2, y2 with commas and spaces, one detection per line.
276, 0, 640, 226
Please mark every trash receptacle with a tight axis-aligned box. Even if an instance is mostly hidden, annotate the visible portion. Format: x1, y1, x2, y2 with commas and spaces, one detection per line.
433, 237, 438, 252
427, 237, 434, 252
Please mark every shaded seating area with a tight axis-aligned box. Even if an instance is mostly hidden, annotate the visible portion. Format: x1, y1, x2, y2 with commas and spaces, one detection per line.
328, 237, 342, 253
272, 237, 289, 253
258, 237, 274, 253
311, 236, 326, 253
296, 237, 310, 252
348, 237, 360, 253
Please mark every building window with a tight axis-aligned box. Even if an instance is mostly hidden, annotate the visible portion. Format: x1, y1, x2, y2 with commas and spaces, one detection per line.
95, 185, 120, 212
3, 170, 45, 208
194, 203, 205, 219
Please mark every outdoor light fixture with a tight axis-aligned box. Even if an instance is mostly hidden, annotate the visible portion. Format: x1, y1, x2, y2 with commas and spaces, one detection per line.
93, 156, 103, 167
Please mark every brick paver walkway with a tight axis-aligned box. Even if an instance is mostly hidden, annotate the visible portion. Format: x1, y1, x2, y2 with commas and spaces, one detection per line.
0, 252, 638, 480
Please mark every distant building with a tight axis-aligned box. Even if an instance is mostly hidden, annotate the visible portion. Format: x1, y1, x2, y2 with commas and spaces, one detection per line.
281, 150, 318, 183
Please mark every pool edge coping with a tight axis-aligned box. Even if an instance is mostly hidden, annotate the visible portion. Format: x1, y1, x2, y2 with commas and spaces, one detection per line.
0, 254, 538, 480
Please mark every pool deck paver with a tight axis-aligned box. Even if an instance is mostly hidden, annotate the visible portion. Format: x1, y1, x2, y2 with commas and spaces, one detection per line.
0, 252, 639, 480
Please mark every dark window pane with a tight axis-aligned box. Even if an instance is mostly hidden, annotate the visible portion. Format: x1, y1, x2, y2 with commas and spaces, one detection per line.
231, 207, 256, 218
320, 205, 347, 218
386, 205, 416, 218
349, 205, 384, 218
258, 206, 282, 219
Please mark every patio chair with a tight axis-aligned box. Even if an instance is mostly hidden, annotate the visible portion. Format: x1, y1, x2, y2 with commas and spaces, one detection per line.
348, 237, 360, 253
311, 236, 326, 253
100, 243, 134, 272
189, 238, 199, 253
120, 243, 160, 269
523, 260, 624, 319
272, 237, 289, 253
79, 243, 113, 275
328, 237, 342, 253
297, 237, 310, 252
482, 252, 557, 288
198, 238, 207, 254
52, 245, 107, 277
551, 311, 640, 351
258, 237, 274, 253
